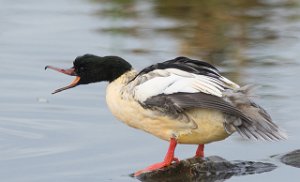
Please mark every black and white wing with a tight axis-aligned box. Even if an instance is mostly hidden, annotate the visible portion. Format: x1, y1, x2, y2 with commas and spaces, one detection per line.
130, 57, 286, 141
132, 57, 239, 102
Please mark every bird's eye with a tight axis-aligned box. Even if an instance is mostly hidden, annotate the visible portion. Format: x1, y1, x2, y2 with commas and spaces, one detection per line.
75, 66, 85, 74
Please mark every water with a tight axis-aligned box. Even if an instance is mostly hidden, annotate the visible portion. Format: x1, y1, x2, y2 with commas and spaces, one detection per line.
0, 0, 300, 181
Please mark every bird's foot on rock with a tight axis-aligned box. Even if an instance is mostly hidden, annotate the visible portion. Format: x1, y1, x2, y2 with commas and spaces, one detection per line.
134, 157, 179, 176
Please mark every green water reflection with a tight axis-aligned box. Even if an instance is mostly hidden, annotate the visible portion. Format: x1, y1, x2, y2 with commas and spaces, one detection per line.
93, 0, 299, 62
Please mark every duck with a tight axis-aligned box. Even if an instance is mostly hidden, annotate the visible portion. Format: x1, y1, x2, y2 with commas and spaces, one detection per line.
45, 54, 287, 176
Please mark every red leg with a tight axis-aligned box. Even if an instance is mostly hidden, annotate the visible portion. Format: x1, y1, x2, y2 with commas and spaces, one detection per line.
195, 144, 204, 157
134, 138, 179, 176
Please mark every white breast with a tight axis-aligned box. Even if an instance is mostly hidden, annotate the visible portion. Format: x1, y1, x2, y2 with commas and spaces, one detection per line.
105, 71, 195, 140
105, 71, 230, 144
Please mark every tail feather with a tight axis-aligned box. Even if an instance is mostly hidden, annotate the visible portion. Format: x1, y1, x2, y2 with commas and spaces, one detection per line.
223, 85, 287, 141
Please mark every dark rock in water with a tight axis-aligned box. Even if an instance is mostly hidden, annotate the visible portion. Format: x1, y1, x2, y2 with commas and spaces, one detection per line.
133, 156, 277, 182
279, 150, 300, 168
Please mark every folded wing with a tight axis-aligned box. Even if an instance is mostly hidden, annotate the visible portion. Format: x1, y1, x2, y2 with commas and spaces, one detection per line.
130, 57, 287, 141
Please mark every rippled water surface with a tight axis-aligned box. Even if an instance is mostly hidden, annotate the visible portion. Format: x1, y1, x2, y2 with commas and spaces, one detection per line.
1, 0, 300, 181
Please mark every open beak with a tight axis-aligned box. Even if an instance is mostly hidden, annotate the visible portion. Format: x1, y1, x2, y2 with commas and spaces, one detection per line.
45, 65, 80, 94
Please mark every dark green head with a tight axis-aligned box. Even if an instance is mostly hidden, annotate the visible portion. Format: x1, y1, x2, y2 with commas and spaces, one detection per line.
73, 54, 132, 84
45, 54, 132, 94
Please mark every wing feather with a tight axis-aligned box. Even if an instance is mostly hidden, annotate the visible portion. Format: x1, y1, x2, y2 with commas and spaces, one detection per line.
144, 92, 287, 141
133, 69, 229, 102
129, 57, 286, 141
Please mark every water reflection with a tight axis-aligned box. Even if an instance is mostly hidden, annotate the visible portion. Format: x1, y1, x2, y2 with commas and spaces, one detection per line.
153, 0, 277, 61
94, 0, 299, 62
91, 0, 300, 87
1, 0, 300, 181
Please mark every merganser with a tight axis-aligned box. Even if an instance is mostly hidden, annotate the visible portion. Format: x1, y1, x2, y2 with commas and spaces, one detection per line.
45, 54, 287, 176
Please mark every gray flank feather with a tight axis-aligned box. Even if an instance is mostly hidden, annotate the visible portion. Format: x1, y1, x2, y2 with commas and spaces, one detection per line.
144, 87, 287, 141
223, 85, 287, 141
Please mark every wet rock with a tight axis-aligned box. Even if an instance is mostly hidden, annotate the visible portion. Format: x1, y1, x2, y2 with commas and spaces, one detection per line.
133, 156, 277, 182
279, 150, 300, 168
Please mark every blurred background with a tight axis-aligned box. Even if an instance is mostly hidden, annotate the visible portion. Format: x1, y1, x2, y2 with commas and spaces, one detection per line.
0, 0, 300, 181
